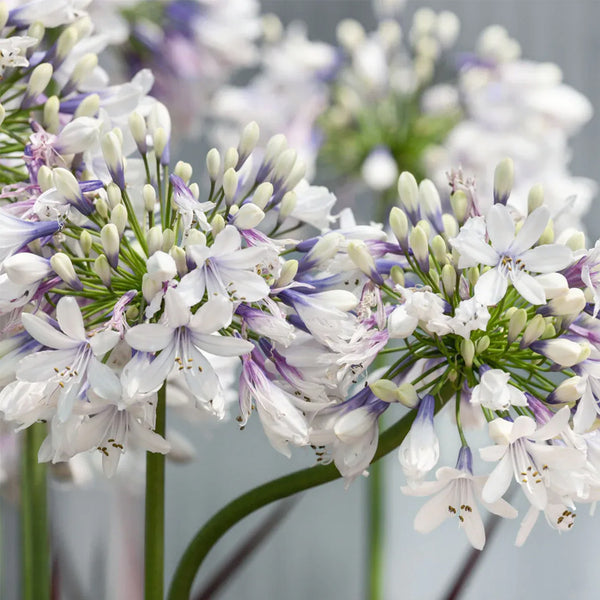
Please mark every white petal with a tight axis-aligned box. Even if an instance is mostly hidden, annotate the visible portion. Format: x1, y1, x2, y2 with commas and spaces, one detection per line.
87, 359, 121, 401
22, 313, 78, 350
487, 204, 515, 254
511, 271, 546, 305
89, 330, 120, 356
413, 485, 454, 533
188, 296, 234, 334
520, 244, 573, 273
515, 505, 539, 547
164, 288, 190, 328
126, 324, 174, 352
129, 417, 171, 454
56, 297, 86, 341
481, 454, 514, 503
511, 206, 549, 255
530, 406, 570, 441
474, 268, 507, 305
190, 333, 253, 357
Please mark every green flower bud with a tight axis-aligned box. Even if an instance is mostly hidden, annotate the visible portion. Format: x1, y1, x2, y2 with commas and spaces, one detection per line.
370, 379, 399, 403
508, 308, 528, 344
460, 338, 475, 368
93, 254, 111, 286
80, 230, 92, 256
206, 148, 221, 181
390, 265, 404, 286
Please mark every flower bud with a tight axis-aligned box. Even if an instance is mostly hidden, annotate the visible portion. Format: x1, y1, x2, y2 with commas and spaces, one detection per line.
450, 190, 468, 223
442, 213, 458, 237
126, 306, 139, 321
189, 183, 200, 200
551, 376, 585, 404
95, 197, 108, 220
460, 338, 475, 368
520, 314, 546, 348
279, 191, 297, 221
348, 240, 381, 283
153, 127, 169, 164
129, 111, 147, 154
507, 308, 528, 344
527, 184, 544, 213
93, 255, 111, 286
143, 184, 157, 213
68, 53, 97, 91
4, 253, 51, 285
162, 228, 175, 252
541, 322, 556, 339
27, 23, 44, 45
430, 235, 447, 265
74, 93, 99, 118
101, 131, 124, 189
419, 179, 442, 228
397, 383, 419, 408
467, 266, 479, 287
535, 273, 568, 299
252, 182, 273, 210
541, 288, 586, 317
174, 161, 193, 184
397, 171, 419, 222
441, 263, 456, 296
409, 225, 429, 272
538, 220, 554, 245
276, 260, 298, 288
566, 231, 586, 251
475, 335, 490, 354
110, 203, 128, 235
389, 206, 409, 248
146, 251, 177, 283
272, 149, 297, 185
80, 230, 92, 256
106, 183, 121, 210
211, 214, 225, 237
184, 229, 206, 248
223, 168, 238, 205
100, 224, 120, 268
532, 339, 588, 367
493, 158, 513, 205
370, 379, 399, 403
206, 148, 221, 181
55, 26, 78, 65
170, 245, 188, 277
37, 165, 53, 192
23, 63, 52, 106
142, 273, 161, 303
336, 18, 365, 49
238, 121, 260, 162
415, 219, 431, 239
263, 134, 288, 168
50, 253, 83, 290
0, 4, 7, 30
43, 95, 60, 133
390, 265, 404, 286
282, 158, 307, 192
233, 203, 265, 229
147, 226, 163, 256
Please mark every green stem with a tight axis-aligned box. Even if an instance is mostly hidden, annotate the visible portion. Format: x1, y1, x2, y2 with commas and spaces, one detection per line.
167, 383, 454, 600
145, 383, 167, 600
21, 423, 50, 600
367, 458, 384, 600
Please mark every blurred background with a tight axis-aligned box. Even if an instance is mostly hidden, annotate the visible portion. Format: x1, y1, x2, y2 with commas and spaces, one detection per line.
5, 1, 600, 599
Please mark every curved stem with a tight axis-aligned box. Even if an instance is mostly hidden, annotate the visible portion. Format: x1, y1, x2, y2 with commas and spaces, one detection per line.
167, 396, 446, 600
367, 458, 384, 600
145, 383, 167, 600
21, 423, 50, 600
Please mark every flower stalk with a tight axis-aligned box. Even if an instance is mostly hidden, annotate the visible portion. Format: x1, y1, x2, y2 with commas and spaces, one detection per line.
145, 383, 167, 600
21, 423, 49, 600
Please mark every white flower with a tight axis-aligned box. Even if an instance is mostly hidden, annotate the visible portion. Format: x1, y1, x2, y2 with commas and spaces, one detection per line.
0, 36, 36, 75
470, 368, 528, 411
451, 204, 573, 305
480, 407, 586, 509
403, 447, 517, 549
0, 209, 61, 262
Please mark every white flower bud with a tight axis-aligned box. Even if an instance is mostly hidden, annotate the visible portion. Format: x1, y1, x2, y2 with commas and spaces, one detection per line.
27, 23, 45, 45
536, 339, 588, 367
488, 417, 514, 446
545, 288, 586, 316
4, 253, 51, 284
475, 335, 490, 354
174, 161, 193, 184
110, 203, 128, 235
521, 314, 545, 347
336, 18, 365, 49
143, 184, 157, 213
389, 206, 409, 246
264, 134, 288, 167
233, 203, 265, 229
50, 253, 82, 290
222, 168, 238, 205
142, 273, 161, 303
101, 131, 124, 188
74, 93, 99, 118
239, 121, 260, 160
450, 190, 468, 223
348, 240, 377, 279
206, 148, 221, 181
436, 11, 460, 48
441, 263, 456, 297
538, 220, 554, 245
278, 191, 297, 221
276, 260, 298, 288
94, 197, 108, 220
467, 266, 479, 287
189, 183, 200, 200
43, 96, 60, 133
93, 255, 111, 286
397, 171, 419, 219
37, 165, 53, 192
370, 379, 399, 403
282, 158, 307, 191
184, 229, 206, 248
527, 184, 544, 213
169, 245, 188, 277
70, 53, 97, 88
262, 13, 283, 43
409, 225, 429, 271
390, 265, 404, 286
129, 111, 147, 154
252, 182, 273, 210
542, 322, 556, 340
80, 230, 92, 256
25, 63, 53, 103
100, 223, 120, 268
147, 226, 163, 256
419, 179, 441, 220
566, 231, 586, 251
272, 149, 297, 183
223, 147, 239, 172
53, 167, 80, 203
56, 26, 77, 62
0, 4, 8, 30
493, 158, 514, 204
105, 183, 121, 210
211, 215, 225, 237
146, 251, 177, 283
460, 338, 475, 368
553, 376, 585, 403
430, 235, 447, 265
162, 228, 175, 252
153, 127, 168, 162
397, 383, 419, 408
442, 213, 458, 238
508, 308, 528, 344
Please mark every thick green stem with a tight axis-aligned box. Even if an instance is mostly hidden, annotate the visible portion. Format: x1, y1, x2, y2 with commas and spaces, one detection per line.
145, 383, 167, 600
167, 393, 450, 600
21, 423, 49, 600
367, 458, 384, 600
